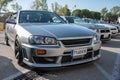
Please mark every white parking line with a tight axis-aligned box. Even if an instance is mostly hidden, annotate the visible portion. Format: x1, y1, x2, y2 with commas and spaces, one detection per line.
111, 52, 120, 80
3, 69, 30, 80
94, 63, 111, 80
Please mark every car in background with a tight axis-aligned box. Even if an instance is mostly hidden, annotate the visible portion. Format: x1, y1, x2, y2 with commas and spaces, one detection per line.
79, 23, 111, 41
4, 10, 101, 68
110, 22, 120, 32
88, 19, 119, 36
97, 23, 118, 36
61, 16, 111, 41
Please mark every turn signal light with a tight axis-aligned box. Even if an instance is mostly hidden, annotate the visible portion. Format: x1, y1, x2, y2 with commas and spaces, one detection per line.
36, 50, 46, 55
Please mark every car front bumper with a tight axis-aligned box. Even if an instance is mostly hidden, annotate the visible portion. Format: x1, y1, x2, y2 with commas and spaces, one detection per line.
111, 30, 118, 36
100, 33, 111, 41
21, 41, 101, 68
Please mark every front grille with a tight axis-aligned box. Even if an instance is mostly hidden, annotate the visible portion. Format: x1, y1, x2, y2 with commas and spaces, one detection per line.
100, 30, 110, 33
33, 57, 57, 64
61, 38, 91, 46
111, 28, 116, 30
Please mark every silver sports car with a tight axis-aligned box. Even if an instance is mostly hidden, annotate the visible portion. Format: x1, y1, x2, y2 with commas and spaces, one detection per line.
5, 10, 101, 68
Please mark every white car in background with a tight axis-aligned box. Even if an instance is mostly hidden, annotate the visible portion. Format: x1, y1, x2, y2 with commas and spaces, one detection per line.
110, 23, 120, 32
97, 24, 118, 36
61, 16, 111, 41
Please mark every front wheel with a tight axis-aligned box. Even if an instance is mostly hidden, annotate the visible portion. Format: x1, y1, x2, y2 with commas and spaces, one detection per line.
15, 38, 24, 66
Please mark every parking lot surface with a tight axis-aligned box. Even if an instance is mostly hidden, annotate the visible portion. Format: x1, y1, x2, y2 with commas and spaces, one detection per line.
0, 31, 120, 80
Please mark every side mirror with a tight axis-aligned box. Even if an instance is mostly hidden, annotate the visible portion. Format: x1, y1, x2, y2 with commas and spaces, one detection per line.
6, 19, 16, 24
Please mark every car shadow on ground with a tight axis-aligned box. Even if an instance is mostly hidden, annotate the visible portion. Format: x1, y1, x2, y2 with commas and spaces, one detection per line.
0, 56, 34, 80
0, 56, 20, 79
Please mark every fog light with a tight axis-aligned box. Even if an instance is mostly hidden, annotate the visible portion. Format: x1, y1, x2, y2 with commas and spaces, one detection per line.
36, 50, 46, 55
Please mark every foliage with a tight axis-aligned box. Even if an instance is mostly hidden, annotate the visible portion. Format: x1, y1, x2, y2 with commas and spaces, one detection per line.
1, 0, 119, 22
0, 0, 13, 12
57, 5, 71, 16
72, 9, 81, 17
100, 7, 108, 19
90, 11, 101, 19
72, 9, 101, 19
31, 0, 48, 11
81, 9, 90, 18
110, 6, 120, 15
101, 6, 120, 22
51, 2, 61, 13
106, 12, 118, 22
11, 2, 22, 12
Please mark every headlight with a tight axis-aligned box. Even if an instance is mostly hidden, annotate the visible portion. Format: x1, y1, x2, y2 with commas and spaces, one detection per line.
93, 34, 100, 44
44, 37, 57, 45
29, 35, 57, 45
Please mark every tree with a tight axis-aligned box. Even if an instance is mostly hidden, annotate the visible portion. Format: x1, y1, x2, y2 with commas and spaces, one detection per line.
31, 0, 48, 11
51, 2, 61, 13
81, 9, 90, 18
110, 6, 120, 15
11, 2, 22, 12
0, 0, 13, 12
90, 11, 101, 19
106, 12, 118, 22
57, 5, 71, 16
72, 9, 81, 17
101, 7, 108, 19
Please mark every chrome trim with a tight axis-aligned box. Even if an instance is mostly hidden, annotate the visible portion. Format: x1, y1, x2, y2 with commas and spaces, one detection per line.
58, 36, 93, 40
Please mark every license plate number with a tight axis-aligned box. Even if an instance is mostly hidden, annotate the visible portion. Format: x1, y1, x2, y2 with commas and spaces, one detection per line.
71, 48, 87, 57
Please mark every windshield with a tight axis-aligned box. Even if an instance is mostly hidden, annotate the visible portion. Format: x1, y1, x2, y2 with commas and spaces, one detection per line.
19, 11, 66, 23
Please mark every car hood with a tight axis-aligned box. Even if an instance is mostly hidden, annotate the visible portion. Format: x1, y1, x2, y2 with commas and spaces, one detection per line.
19, 23, 95, 39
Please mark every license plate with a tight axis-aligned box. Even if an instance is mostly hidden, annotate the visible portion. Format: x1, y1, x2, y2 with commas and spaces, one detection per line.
71, 48, 87, 57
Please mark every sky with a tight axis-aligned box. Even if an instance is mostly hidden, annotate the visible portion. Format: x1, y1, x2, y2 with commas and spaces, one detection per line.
8, 0, 120, 12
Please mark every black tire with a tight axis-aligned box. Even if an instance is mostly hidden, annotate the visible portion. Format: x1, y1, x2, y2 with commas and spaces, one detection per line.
15, 37, 24, 66
5, 34, 9, 46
